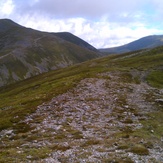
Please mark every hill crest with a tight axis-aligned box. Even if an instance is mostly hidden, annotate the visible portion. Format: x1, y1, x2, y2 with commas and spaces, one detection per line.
0, 19, 99, 87
100, 35, 163, 54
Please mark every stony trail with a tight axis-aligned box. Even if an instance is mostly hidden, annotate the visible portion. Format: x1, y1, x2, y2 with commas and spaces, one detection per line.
1, 71, 162, 162
22, 72, 163, 162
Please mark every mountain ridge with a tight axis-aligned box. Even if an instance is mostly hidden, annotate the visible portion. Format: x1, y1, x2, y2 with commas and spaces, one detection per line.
0, 19, 22, 33
0, 19, 100, 87
53, 32, 98, 52
100, 35, 163, 54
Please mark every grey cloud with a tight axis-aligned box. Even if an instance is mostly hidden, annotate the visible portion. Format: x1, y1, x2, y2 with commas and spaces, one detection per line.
6, 0, 163, 48
13, 0, 144, 21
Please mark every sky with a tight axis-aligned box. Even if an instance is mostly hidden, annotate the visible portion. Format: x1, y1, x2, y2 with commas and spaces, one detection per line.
1, 0, 163, 48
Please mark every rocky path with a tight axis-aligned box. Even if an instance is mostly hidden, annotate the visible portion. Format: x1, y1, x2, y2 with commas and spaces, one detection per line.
22, 72, 163, 162
1, 71, 162, 162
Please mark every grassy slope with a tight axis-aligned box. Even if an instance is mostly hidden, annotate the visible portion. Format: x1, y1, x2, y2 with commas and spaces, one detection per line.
0, 46, 163, 162
0, 46, 162, 131
0, 26, 99, 86
100, 35, 163, 54
53, 32, 98, 52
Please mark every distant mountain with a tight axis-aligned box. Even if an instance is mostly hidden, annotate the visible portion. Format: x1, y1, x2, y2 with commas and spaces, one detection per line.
0, 19, 99, 87
100, 35, 163, 54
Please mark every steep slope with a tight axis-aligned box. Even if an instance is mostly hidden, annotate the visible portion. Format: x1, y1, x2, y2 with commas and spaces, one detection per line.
0, 19, 99, 87
54, 32, 98, 52
0, 19, 22, 33
100, 35, 163, 54
0, 45, 163, 162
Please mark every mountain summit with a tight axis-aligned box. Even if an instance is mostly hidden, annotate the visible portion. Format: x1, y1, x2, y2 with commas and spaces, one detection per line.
0, 19, 21, 33
54, 32, 98, 52
0, 19, 99, 87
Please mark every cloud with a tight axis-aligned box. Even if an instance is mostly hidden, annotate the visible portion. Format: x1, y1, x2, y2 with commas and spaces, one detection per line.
13, 0, 145, 21
0, 0, 15, 16
1, 0, 163, 48
14, 13, 163, 48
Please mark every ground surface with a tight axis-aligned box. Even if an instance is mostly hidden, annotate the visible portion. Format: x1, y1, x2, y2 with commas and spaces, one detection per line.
1, 70, 162, 162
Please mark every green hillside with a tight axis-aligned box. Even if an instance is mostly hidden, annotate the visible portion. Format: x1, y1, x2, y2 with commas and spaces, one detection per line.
0, 19, 99, 87
100, 35, 163, 54
0, 46, 163, 162
53, 32, 98, 52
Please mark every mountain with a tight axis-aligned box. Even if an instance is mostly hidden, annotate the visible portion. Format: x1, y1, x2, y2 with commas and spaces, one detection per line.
0, 19, 22, 33
100, 35, 163, 54
0, 45, 163, 162
0, 19, 99, 87
54, 32, 98, 52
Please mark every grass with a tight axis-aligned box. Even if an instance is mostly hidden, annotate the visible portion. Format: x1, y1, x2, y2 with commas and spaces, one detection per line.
0, 54, 111, 131
130, 144, 149, 155
0, 69, 85, 130
147, 70, 163, 88
102, 156, 134, 163
122, 118, 134, 124
0, 46, 162, 131
0, 146, 51, 162
0, 45, 163, 162
49, 144, 71, 151
25, 147, 51, 160
81, 139, 101, 147
134, 111, 163, 139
